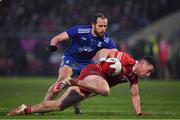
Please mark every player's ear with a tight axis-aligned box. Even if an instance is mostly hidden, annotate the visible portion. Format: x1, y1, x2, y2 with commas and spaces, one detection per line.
92, 23, 95, 28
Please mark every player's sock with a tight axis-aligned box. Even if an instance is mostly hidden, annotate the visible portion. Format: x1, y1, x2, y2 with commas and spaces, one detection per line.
69, 79, 78, 86
24, 107, 32, 114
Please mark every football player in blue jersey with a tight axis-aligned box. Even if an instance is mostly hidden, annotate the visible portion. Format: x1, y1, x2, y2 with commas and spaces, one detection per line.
44, 12, 117, 114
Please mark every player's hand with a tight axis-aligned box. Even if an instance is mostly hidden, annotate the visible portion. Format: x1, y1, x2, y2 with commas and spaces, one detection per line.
137, 112, 151, 116
137, 112, 142, 116
46, 45, 57, 52
100, 61, 115, 75
100, 58, 122, 76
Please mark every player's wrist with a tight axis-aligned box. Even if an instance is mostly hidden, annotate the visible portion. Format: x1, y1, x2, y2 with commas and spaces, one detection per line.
46, 45, 58, 52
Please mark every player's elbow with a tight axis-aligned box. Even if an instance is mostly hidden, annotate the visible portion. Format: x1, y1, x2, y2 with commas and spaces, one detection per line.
130, 84, 139, 97
130, 91, 138, 97
130, 88, 138, 97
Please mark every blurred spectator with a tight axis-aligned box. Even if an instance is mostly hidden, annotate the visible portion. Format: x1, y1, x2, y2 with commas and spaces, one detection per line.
157, 38, 171, 80
144, 36, 158, 58
0, 57, 14, 76
20, 38, 37, 52
0, 0, 180, 77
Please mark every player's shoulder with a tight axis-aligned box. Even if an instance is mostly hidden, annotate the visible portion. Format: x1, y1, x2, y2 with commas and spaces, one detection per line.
72, 25, 91, 34
104, 32, 109, 37
102, 33, 113, 43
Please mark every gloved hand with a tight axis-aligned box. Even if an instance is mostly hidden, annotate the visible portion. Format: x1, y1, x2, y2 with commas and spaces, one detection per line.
46, 45, 57, 52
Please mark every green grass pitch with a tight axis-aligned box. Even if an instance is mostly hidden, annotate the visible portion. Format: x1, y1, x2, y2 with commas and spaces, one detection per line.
0, 77, 180, 119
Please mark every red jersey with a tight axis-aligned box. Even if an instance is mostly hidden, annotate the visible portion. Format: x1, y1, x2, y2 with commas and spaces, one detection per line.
77, 52, 139, 88
108, 52, 139, 86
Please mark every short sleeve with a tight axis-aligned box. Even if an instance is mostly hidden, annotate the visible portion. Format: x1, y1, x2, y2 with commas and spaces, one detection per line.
130, 76, 139, 84
66, 26, 78, 38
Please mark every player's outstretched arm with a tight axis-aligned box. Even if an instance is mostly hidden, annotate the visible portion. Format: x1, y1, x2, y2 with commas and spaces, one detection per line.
93, 49, 117, 63
130, 83, 142, 116
50, 32, 69, 46
46, 32, 69, 52
93, 49, 109, 63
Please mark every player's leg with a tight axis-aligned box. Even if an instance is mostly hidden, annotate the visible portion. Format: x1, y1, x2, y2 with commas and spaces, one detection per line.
77, 75, 110, 96
58, 86, 86, 110
7, 86, 86, 116
32, 86, 86, 113
43, 65, 82, 114
71, 69, 83, 114
58, 76, 110, 96
74, 103, 81, 114
43, 65, 73, 102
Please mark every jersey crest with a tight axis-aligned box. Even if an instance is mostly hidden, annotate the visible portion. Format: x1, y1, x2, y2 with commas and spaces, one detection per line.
104, 37, 110, 43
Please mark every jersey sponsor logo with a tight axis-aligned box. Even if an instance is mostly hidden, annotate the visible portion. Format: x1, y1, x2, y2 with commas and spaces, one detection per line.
78, 46, 93, 52
78, 28, 90, 33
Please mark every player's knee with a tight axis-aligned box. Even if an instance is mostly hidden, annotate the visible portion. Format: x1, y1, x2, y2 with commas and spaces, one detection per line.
67, 86, 80, 94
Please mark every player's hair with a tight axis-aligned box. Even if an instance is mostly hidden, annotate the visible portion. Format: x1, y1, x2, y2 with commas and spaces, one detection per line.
141, 56, 156, 69
92, 12, 107, 24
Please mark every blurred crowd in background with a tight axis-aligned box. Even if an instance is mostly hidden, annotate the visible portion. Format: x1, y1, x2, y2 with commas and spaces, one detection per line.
0, 0, 180, 79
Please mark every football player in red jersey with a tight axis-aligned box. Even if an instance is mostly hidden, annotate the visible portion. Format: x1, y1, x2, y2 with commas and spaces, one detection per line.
8, 49, 155, 116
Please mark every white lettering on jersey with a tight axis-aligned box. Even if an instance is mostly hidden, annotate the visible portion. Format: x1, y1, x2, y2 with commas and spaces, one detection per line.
81, 36, 87, 40
78, 46, 93, 52
78, 28, 90, 33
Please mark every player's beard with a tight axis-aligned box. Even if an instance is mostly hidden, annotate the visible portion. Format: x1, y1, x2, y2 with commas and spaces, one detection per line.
94, 28, 104, 38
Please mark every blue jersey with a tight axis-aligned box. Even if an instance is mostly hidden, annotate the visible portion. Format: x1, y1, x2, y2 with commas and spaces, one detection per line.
61, 25, 116, 77
65, 25, 116, 62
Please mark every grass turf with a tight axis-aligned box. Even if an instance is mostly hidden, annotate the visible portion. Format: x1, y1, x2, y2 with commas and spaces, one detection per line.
0, 77, 180, 119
